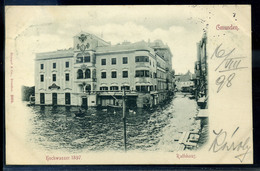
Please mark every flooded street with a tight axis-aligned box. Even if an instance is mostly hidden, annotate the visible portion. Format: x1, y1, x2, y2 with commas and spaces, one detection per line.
26, 93, 207, 152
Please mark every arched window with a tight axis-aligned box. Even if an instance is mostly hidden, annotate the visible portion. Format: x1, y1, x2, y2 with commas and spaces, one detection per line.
110, 86, 119, 91
85, 69, 91, 78
100, 86, 108, 91
77, 69, 83, 79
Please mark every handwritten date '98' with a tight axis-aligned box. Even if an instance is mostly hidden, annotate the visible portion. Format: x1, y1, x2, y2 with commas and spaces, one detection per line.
215, 73, 236, 93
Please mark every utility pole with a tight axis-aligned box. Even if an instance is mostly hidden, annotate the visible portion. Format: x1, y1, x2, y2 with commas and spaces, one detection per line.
122, 88, 127, 152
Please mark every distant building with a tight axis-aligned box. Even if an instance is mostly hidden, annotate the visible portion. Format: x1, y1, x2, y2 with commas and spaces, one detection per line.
35, 32, 175, 108
175, 71, 195, 92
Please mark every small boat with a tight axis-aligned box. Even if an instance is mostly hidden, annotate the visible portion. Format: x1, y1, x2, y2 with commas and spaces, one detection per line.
74, 111, 85, 117
129, 109, 136, 114
74, 108, 86, 117
102, 109, 108, 112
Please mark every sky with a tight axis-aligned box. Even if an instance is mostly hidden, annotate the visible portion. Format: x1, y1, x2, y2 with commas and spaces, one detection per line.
6, 6, 210, 86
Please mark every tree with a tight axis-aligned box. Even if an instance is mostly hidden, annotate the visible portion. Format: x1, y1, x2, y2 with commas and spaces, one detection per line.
21, 86, 35, 101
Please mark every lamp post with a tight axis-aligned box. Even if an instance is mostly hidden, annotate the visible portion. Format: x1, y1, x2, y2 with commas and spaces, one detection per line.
122, 87, 127, 152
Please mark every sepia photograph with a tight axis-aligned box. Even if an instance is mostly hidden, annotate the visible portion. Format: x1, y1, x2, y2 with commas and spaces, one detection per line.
5, 5, 252, 164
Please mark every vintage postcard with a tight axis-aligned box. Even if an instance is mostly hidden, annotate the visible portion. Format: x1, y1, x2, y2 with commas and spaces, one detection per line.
5, 5, 252, 164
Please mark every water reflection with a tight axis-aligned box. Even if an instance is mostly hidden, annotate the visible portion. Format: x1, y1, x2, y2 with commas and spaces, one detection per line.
27, 94, 206, 152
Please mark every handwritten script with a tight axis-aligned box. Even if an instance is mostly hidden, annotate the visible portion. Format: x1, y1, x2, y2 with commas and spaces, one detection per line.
209, 127, 251, 163
211, 44, 248, 93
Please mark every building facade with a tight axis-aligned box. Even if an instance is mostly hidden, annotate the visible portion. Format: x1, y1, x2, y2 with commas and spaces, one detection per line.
194, 33, 208, 109
35, 32, 175, 108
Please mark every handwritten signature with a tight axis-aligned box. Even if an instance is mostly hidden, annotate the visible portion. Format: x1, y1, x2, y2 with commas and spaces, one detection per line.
208, 127, 251, 163
211, 44, 248, 93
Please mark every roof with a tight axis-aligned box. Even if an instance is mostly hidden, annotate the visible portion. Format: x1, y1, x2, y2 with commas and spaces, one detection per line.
176, 71, 195, 82
35, 32, 172, 61
36, 49, 74, 60
96, 41, 154, 54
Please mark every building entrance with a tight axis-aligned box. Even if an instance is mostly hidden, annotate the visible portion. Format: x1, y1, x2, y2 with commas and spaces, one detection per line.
65, 93, 71, 105
40, 93, 45, 104
52, 93, 57, 105
82, 97, 88, 108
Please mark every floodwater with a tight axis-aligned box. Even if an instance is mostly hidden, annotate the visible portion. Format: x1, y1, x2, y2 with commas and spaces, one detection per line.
26, 93, 208, 152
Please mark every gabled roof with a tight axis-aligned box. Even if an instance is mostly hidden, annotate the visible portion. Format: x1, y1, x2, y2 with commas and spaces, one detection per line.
177, 71, 195, 82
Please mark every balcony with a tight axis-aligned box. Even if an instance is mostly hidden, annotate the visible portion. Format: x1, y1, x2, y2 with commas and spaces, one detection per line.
74, 78, 96, 83
74, 62, 95, 68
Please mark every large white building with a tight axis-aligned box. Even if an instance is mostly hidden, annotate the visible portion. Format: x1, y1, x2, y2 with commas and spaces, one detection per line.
35, 32, 175, 108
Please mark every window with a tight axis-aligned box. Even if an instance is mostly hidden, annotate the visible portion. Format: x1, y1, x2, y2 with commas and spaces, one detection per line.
136, 85, 149, 92
122, 71, 128, 78
40, 75, 44, 82
53, 63, 56, 69
141, 86, 147, 92
123, 57, 128, 64
65, 62, 69, 68
110, 86, 119, 91
135, 70, 150, 77
135, 70, 143, 77
153, 72, 157, 78
52, 74, 56, 82
150, 86, 153, 91
77, 69, 83, 79
84, 56, 91, 62
76, 57, 83, 63
65, 73, 69, 81
100, 86, 108, 91
111, 71, 117, 78
135, 56, 149, 62
101, 59, 106, 65
111, 58, 116, 65
85, 69, 91, 78
121, 86, 130, 90
101, 72, 106, 79
40, 64, 44, 70
135, 56, 139, 62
